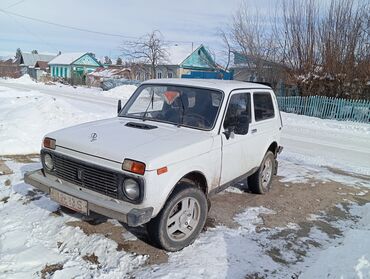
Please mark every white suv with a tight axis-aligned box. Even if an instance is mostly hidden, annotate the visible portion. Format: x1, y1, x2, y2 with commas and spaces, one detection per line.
25, 79, 283, 251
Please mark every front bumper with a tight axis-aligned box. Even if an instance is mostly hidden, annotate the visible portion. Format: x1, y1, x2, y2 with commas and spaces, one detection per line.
24, 169, 153, 227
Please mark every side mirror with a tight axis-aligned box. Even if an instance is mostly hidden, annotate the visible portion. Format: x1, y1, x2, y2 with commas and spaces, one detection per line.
223, 126, 235, 140
117, 100, 122, 114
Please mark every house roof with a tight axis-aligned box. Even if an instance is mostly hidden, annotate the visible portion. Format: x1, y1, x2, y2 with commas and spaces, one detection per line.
87, 67, 131, 78
20, 52, 56, 66
34, 61, 49, 69
166, 45, 194, 65
180, 45, 218, 70
48, 52, 87, 65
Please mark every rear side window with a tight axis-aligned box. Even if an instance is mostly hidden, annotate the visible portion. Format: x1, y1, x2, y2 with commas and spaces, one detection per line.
253, 93, 275, 121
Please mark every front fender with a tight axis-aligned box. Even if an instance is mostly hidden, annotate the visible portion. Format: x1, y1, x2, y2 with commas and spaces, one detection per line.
143, 148, 221, 217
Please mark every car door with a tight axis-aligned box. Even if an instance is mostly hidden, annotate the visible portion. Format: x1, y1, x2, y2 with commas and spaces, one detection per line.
248, 90, 280, 167
220, 91, 254, 185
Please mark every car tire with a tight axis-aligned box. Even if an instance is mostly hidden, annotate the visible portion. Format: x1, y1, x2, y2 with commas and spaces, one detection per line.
146, 183, 208, 251
248, 151, 275, 194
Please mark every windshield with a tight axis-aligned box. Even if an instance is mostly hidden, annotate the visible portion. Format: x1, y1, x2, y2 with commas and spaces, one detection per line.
120, 84, 223, 130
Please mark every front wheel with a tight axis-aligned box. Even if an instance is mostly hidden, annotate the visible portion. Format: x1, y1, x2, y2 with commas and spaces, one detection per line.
248, 151, 275, 194
147, 183, 208, 251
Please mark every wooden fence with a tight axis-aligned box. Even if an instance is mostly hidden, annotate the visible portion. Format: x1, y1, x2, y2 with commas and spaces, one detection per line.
277, 96, 370, 123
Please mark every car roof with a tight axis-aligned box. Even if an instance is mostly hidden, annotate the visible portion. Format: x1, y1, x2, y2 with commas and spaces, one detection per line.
141, 78, 272, 93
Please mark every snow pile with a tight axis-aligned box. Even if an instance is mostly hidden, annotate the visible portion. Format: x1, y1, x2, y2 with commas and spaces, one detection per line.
3, 74, 36, 85
0, 86, 113, 155
103, 84, 137, 100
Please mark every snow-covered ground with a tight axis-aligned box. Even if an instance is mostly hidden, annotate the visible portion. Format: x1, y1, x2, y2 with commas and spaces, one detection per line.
0, 76, 136, 155
0, 77, 370, 278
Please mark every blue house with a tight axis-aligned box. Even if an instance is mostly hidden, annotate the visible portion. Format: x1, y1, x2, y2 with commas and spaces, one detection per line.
180, 45, 233, 80
48, 52, 101, 84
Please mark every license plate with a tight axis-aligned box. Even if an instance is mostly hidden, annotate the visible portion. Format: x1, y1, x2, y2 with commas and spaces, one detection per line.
50, 188, 88, 214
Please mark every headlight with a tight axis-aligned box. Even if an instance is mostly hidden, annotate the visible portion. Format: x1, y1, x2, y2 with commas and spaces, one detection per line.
123, 178, 140, 200
44, 153, 54, 171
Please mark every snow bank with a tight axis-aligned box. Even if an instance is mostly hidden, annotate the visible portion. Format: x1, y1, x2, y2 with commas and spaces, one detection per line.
0, 86, 112, 155
103, 84, 137, 100
2, 74, 36, 85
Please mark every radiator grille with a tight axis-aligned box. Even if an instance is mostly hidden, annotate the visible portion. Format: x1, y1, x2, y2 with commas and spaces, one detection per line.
52, 153, 120, 199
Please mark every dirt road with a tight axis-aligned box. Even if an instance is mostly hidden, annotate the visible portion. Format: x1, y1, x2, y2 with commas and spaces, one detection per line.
1, 155, 370, 278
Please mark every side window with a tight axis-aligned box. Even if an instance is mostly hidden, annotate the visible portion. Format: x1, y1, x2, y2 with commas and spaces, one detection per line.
253, 93, 275, 121
223, 93, 251, 135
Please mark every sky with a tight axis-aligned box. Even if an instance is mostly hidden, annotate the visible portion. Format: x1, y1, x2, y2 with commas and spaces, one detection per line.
0, 0, 275, 62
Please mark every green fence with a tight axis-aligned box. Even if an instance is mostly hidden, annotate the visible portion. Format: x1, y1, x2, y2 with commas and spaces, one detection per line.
277, 96, 370, 123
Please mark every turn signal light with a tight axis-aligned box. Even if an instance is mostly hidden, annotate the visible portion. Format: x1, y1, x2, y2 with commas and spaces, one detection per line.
43, 137, 56, 150
157, 166, 168, 175
122, 159, 146, 175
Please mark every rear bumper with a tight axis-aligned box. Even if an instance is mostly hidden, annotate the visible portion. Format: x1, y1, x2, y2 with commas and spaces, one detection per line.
24, 169, 153, 227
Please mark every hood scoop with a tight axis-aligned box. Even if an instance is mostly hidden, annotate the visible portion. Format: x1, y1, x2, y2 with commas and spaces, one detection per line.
125, 122, 158, 130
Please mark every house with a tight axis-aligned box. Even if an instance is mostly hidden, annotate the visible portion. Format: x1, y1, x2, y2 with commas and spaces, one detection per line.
48, 52, 102, 85
132, 45, 232, 81
31, 60, 50, 81
179, 45, 232, 79
87, 66, 132, 87
19, 52, 56, 78
230, 52, 297, 96
0, 56, 21, 78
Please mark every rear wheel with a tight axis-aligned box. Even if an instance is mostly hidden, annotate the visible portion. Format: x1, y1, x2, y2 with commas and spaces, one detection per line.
147, 183, 208, 251
248, 151, 275, 194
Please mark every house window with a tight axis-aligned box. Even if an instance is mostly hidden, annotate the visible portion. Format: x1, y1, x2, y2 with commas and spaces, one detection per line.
56, 67, 59, 77
168, 72, 173, 78
64, 67, 67, 78
157, 72, 162, 79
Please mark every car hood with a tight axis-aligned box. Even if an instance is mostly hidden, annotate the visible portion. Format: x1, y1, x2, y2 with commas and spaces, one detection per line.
47, 117, 215, 170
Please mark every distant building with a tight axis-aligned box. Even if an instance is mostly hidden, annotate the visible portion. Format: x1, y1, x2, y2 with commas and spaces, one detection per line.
132, 45, 232, 81
0, 56, 21, 78
179, 45, 232, 80
19, 52, 56, 78
230, 52, 297, 96
87, 66, 132, 87
31, 60, 50, 81
48, 52, 102, 85
0, 51, 56, 79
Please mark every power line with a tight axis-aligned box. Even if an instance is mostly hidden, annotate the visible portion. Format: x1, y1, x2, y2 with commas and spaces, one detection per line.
3, 9, 59, 53
5, 0, 28, 9
0, 8, 140, 40
0, 8, 199, 45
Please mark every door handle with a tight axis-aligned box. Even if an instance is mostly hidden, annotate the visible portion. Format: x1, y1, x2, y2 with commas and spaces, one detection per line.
251, 128, 257, 134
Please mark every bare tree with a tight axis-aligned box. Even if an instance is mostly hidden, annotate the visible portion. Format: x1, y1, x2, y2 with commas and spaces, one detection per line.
277, 0, 369, 98
218, 29, 232, 71
229, 1, 283, 86
121, 30, 169, 79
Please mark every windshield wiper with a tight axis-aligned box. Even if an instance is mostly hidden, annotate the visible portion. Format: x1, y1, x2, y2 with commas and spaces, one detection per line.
142, 91, 155, 121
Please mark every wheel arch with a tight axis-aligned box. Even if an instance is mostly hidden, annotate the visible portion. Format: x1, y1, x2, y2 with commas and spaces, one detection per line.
267, 141, 278, 156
